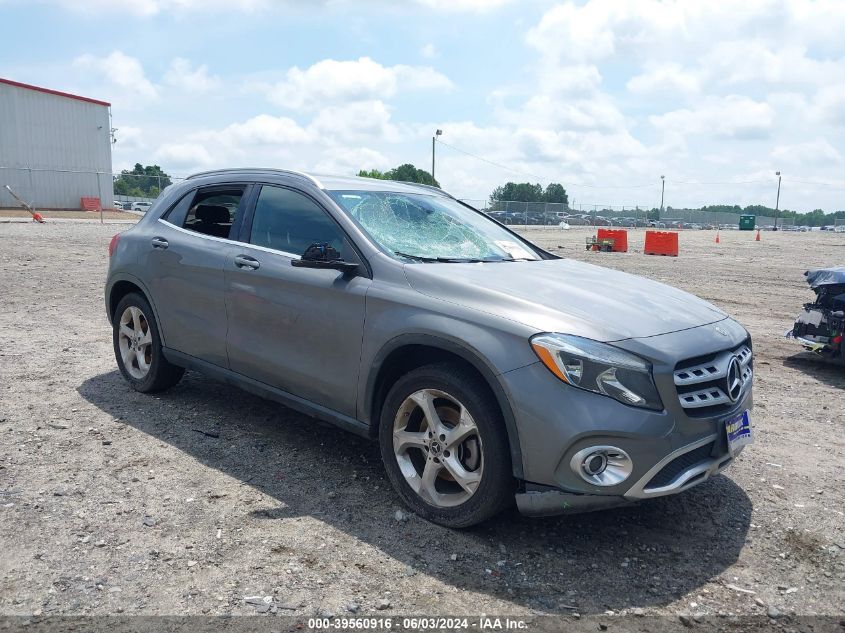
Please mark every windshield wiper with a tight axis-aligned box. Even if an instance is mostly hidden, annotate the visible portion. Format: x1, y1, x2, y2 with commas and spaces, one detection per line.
394, 251, 487, 263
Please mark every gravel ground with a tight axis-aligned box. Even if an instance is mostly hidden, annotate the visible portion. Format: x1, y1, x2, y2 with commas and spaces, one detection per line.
0, 222, 842, 622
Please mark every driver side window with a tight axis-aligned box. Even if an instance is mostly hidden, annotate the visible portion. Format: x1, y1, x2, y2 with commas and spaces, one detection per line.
249, 186, 346, 256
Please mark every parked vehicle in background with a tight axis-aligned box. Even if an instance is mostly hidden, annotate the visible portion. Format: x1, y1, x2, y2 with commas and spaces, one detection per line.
131, 201, 152, 212
565, 215, 590, 226
113, 201, 124, 210
787, 266, 845, 363
105, 169, 754, 527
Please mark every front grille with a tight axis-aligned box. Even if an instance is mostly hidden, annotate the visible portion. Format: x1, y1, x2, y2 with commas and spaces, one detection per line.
645, 442, 715, 489
674, 341, 752, 417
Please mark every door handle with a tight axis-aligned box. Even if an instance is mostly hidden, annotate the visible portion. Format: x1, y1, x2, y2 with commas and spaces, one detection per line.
234, 254, 260, 270
151, 237, 169, 250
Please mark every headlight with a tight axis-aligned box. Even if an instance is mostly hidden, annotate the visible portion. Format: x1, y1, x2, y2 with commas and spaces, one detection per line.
530, 333, 663, 410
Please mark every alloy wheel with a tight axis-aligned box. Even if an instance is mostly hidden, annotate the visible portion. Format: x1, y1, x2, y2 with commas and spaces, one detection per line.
392, 388, 484, 508
118, 306, 153, 380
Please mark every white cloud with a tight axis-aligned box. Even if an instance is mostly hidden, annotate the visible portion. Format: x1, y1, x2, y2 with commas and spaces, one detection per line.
812, 84, 845, 126
263, 57, 452, 110
154, 143, 214, 169
772, 139, 842, 165
163, 58, 221, 93
413, 0, 511, 11
73, 51, 157, 101
312, 146, 391, 175
649, 96, 775, 141
214, 114, 313, 146
627, 63, 700, 96
53, 0, 267, 17
309, 100, 399, 143
46, 0, 511, 15
114, 125, 144, 150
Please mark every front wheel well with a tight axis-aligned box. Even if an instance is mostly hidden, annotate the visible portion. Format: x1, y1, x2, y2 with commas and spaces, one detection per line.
368, 343, 523, 479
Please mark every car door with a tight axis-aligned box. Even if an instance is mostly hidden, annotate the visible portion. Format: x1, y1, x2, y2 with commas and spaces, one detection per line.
224, 184, 370, 417
143, 184, 250, 368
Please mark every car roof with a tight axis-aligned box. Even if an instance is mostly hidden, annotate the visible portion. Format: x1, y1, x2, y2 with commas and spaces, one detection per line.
185, 168, 452, 198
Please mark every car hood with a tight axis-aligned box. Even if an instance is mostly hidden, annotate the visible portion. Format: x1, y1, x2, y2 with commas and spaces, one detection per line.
404, 258, 728, 342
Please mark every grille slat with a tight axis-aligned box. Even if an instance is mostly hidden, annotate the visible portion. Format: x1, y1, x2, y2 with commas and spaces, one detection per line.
674, 343, 752, 415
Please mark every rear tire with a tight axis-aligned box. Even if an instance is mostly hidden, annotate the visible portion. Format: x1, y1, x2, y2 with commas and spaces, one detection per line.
113, 292, 184, 393
378, 363, 514, 528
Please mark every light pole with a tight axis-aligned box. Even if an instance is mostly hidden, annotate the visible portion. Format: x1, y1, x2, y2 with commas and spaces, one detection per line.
659, 175, 665, 219
432, 129, 442, 182
774, 171, 782, 230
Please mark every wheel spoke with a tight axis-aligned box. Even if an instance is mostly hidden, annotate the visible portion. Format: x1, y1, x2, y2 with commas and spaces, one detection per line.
130, 306, 142, 332
444, 405, 476, 448
119, 324, 134, 340
393, 430, 427, 454
138, 327, 152, 346
418, 459, 441, 504
121, 343, 134, 367
135, 349, 150, 374
442, 454, 481, 495
410, 390, 445, 435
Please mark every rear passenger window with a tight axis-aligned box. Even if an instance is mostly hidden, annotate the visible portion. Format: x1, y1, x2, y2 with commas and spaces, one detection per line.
249, 186, 346, 256
179, 188, 245, 239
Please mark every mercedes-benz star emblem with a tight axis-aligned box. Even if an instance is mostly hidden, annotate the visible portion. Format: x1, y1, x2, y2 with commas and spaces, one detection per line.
725, 356, 743, 402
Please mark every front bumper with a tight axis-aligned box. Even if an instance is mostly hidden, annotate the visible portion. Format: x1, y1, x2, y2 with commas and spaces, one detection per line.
516, 438, 741, 517
501, 319, 753, 516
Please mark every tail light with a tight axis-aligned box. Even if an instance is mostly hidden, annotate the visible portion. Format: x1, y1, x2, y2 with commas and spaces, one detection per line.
108, 233, 120, 257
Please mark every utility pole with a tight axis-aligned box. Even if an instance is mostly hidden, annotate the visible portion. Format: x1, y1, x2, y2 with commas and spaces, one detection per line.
659, 175, 665, 220
774, 171, 782, 230
431, 129, 442, 182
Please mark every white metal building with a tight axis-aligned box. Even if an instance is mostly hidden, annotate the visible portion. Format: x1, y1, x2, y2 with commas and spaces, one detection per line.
0, 77, 113, 209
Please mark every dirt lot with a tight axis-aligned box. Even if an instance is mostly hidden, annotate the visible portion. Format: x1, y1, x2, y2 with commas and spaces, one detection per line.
0, 222, 843, 623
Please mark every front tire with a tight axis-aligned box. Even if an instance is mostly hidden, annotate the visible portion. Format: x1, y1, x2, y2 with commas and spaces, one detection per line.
113, 292, 184, 393
379, 363, 514, 528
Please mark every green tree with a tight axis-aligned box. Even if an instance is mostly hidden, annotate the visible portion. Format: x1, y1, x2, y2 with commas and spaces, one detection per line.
113, 163, 173, 198
542, 183, 569, 204
357, 169, 385, 179
357, 164, 439, 187
490, 182, 544, 203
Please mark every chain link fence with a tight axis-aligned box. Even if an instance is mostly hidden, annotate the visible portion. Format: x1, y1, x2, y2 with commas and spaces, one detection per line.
458, 199, 788, 230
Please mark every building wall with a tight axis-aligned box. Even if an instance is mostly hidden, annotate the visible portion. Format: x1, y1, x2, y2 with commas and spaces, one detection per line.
0, 81, 113, 209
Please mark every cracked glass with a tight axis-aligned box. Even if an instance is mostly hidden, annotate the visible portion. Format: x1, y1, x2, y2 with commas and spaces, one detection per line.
327, 190, 540, 262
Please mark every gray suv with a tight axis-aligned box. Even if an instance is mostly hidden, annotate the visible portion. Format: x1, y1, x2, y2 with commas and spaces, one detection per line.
105, 169, 754, 527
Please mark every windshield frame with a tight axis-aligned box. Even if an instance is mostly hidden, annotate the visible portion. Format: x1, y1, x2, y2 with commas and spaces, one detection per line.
325, 188, 552, 263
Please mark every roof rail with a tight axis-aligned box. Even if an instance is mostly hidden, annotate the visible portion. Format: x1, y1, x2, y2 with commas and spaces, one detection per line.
185, 168, 324, 188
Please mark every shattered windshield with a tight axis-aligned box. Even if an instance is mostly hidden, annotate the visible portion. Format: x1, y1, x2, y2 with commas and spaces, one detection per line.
327, 190, 540, 262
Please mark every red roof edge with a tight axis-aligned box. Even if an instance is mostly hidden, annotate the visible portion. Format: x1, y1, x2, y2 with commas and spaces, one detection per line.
0, 77, 111, 107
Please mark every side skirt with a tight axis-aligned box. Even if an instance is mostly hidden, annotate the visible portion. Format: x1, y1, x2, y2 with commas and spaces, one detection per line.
162, 348, 371, 439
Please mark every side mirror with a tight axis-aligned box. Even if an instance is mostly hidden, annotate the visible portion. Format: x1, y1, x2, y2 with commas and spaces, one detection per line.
291, 242, 360, 274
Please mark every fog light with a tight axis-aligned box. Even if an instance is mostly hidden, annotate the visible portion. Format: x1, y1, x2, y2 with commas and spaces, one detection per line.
584, 453, 607, 476
571, 446, 633, 486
